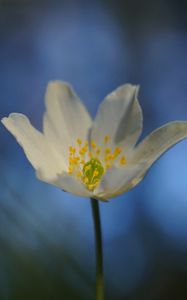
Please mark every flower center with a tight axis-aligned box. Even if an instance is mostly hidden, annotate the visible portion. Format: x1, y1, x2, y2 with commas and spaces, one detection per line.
82, 158, 104, 191
68, 136, 127, 191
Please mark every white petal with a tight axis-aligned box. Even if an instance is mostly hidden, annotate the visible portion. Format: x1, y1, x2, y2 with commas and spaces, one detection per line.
120, 121, 187, 194
94, 121, 187, 201
90, 84, 142, 151
2, 113, 64, 180
43, 173, 92, 198
94, 163, 146, 200
132, 121, 187, 166
43, 81, 92, 164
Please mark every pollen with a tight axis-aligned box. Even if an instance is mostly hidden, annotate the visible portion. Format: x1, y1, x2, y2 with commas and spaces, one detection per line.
84, 177, 89, 184
79, 148, 85, 155
91, 140, 97, 149
67, 136, 127, 191
93, 170, 99, 177
68, 166, 73, 174
85, 165, 91, 172
77, 138, 82, 145
105, 148, 111, 154
104, 135, 110, 144
96, 148, 101, 155
83, 158, 104, 191
114, 147, 122, 155
120, 156, 127, 165
69, 146, 76, 155
76, 171, 82, 178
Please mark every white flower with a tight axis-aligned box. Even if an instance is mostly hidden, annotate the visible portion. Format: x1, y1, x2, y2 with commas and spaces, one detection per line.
2, 81, 187, 201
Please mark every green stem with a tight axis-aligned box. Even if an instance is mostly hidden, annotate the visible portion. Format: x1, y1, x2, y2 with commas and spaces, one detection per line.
91, 198, 104, 300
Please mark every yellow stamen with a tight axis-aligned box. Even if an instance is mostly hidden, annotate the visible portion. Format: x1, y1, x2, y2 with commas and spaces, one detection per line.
91, 140, 97, 149
77, 138, 82, 145
120, 156, 126, 165
71, 147, 76, 154
114, 147, 122, 155
68, 167, 73, 174
84, 177, 89, 184
93, 170, 99, 177
96, 148, 101, 155
76, 171, 82, 178
105, 148, 111, 154
104, 135, 110, 144
85, 165, 91, 172
79, 148, 85, 155
83, 146, 88, 153
67, 137, 127, 191
88, 184, 94, 190
105, 154, 114, 161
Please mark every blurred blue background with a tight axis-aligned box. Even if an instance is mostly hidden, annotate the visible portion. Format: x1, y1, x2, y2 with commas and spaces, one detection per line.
1, 0, 187, 299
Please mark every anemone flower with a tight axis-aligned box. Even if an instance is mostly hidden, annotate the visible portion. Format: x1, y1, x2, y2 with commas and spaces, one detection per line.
2, 81, 187, 201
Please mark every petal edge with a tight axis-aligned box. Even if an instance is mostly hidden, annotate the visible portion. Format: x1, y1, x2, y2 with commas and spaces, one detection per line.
132, 121, 187, 165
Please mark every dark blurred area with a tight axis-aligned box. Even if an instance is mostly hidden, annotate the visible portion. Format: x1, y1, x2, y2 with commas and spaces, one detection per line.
1, 0, 187, 299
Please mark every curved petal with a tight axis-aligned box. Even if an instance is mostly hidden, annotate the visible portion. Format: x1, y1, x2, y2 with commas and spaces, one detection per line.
132, 121, 187, 165
43, 81, 92, 164
2, 113, 64, 180
94, 121, 187, 200
94, 163, 146, 200
90, 84, 142, 152
37, 170, 92, 198
117, 121, 187, 195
